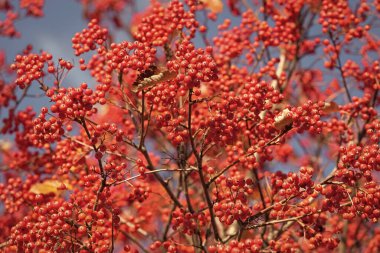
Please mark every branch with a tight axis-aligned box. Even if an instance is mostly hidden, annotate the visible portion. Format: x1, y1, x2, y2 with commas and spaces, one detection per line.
188, 89, 221, 242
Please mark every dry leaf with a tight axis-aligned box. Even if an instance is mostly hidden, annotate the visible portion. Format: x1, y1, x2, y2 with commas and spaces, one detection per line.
274, 108, 293, 130
322, 102, 339, 114
132, 70, 177, 92
29, 179, 72, 195
0, 140, 12, 151
202, 0, 223, 13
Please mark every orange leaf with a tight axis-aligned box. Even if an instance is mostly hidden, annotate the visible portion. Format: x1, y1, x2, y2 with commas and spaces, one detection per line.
322, 102, 339, 114
202, 0, 223, 13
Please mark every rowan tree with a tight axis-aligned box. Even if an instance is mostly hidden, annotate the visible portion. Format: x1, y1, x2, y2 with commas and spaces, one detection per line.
0, 0, 379, 252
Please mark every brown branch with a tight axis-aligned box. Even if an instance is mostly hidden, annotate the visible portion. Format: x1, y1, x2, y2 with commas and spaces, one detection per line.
79, 117, 107, 211
188, 90, 221, 242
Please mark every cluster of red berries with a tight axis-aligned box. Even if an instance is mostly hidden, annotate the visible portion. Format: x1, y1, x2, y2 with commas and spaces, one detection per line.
51, 138, 88, 175
105, 41, 156, 73
324, 118, 354, 143
0, 80, 16, 108
224, 144, 259, 173
0, 0, 44, 37
213, 175, 255, 225
320, 184, 358, 221
360, 61, 380, 90
203, 110, 237, 145
146, 81, 180, 110
20, 0, 44, 17
72, 190, 119, 251
153, 106, 187, 145
0, 175, 39, 213
338, 143, 379, 180
365, 118, 380, 144
240, 80, 283, 116
278, 100, 329, 135
213, 11, 255, 61
134, 0, 198, 46
208, 239, 264, 253
0, 11, 20, 37
2, 107, 35, 148
9, 199, 74, 252
171, 209, 206, 235
305, 229, 341, 251
72, 19, 108, 56
30, 112, 64, 146
85, 53, 113, 86
10, 50, 52, 89
9, 196, 117, 253
79, 0, 128, 23
319, 0, 364, 34
207, 60, 252, 94
168, 40, 218, 89
150, 240, 179, 253
271, 168, 314, 201
352, 181, 380, 222
46, 83, 102, 119
103, 159, 127, 182
340, 92, 377, 121
125, 181, 151, 203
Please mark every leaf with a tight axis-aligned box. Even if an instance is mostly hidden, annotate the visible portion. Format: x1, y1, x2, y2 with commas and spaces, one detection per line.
132, 70, 177, 92
29, 179, 72, 195
201, 0, 223, 13
0, 140, 12, 151
322, 102, 339, 114
274, 108, 293, 130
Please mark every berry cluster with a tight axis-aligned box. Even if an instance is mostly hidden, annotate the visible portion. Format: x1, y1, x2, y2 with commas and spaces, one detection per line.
352, 181, 380, 222
0, 11, 19, 37
365, 118, 380, 144
46, 83, 102, 119
0, 175, 39, 213
337, 143, 379, 180
9, 196, 117, 253
172, 209, 206, 235
105, 41, 156, 73
30, 111, 64, 146
319, 0, 365, 34
275, 100, 331, 134
213, 175, 255, 225
168, 40, 218, 89
134, 0, 199, 46
271, 167, 314, 201
10, 48, 52, 89
208, 239, 264, 253
72, 19, 108, 56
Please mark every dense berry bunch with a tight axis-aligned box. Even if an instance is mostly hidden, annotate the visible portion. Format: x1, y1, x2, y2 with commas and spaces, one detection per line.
168, 40, 218, 89
208, 239, 264, 253
1, 0, 380, 252
213, 175, 255, 225
0, 175, 39, 213
10, 48, 52, 89
171, 209, 207, 235
46, 83, 101, 118
134, 0, 199, 45
0, 0, 44, 37
72, 19, 108, 56
105, 41, 156, 73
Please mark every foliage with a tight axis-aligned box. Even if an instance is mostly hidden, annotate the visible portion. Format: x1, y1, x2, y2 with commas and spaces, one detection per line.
0, 0, 379, 252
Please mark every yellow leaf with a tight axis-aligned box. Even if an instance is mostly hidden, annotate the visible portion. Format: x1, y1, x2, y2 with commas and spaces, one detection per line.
29, 179, 72, 195
0, 140, 12, 151
274, 108, 293, 130
202, 0, 223, 13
